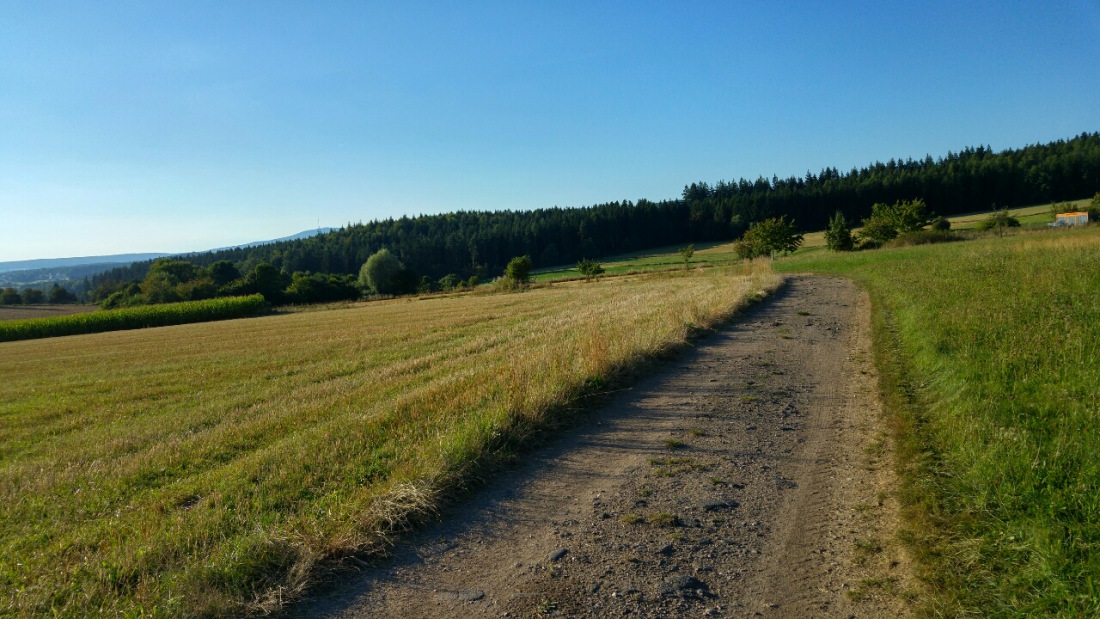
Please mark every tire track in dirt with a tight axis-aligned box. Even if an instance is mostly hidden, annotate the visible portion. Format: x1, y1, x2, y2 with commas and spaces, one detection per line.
288, 276, 913, 618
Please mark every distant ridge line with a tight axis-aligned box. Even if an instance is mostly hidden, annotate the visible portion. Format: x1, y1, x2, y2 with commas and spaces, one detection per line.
0, 228, 335, 274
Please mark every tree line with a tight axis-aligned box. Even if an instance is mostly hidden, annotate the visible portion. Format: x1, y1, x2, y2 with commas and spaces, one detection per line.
0, 284, 78, 306
681, 131, 1100, 235
89, 131, 1100, 302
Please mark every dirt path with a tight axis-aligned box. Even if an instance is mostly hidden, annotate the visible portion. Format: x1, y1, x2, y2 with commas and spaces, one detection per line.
289, 276, 912, 618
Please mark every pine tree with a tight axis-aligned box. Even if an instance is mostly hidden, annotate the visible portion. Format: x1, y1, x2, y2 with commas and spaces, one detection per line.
824, 211, 854, 251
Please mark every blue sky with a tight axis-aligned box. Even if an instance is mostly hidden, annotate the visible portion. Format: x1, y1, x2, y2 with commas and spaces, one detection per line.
2, 1, 1098, 262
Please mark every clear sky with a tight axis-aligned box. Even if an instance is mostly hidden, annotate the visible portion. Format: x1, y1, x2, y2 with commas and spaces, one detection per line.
2, 1, 1098, 262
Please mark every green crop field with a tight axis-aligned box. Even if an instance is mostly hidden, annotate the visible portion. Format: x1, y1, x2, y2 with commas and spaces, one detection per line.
0, 295, 267, 342
0, 265, 778, 617
777, 225, 1100, 616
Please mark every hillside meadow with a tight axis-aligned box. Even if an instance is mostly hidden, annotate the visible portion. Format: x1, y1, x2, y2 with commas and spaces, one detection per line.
531, 240, 743, 282
777, 225, 1100, 616
0, 265, 779, 617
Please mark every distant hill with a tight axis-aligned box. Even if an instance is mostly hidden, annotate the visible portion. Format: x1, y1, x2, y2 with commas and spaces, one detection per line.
0, 253, 169, 274
211, 228, 335, 251
0, 228, 334, 288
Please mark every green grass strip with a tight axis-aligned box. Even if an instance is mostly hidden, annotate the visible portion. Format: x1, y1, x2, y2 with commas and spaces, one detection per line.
0, 294, 268, 342
777, 227, 1100, 617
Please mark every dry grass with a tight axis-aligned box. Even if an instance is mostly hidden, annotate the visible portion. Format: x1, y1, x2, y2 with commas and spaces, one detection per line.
0, 264, 778, 616
531, 240, 746, 281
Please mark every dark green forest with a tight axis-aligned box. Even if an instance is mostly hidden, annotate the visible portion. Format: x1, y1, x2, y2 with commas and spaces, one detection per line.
91, 132, 1100, 300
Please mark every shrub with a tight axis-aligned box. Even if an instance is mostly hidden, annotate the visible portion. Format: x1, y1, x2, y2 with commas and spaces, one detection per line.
679, 244, 694, 267
504, 255, 533, 285
736, 216, 804, 258
858, 198, 932, 244
485, 276, 522, 293
825, 210, 854, 251
577, 258, 605, 281
285, 272, 359, 304
977, 209, 1021, 231
888, 230, 960, 247
437, 273, 460, 292
930, 216, 951, 231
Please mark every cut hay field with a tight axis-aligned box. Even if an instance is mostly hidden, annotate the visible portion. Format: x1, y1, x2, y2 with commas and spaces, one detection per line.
532, 240, 743, 282
0, 266, 778, 617
777, 225, 1100, 616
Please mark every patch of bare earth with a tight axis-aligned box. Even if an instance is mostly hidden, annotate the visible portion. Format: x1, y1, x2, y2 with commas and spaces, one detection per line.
0, 304, 96, 321
288, 276, 914, 618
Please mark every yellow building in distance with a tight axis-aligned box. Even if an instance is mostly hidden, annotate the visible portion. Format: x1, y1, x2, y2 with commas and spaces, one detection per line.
1054, 211, 1090, 226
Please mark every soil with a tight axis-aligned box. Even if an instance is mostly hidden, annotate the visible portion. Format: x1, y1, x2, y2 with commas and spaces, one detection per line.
288, 276, 914, 618
0, 304, 96, 321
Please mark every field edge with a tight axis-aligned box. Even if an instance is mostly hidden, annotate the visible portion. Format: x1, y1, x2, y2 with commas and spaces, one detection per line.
249, 270, 788, 616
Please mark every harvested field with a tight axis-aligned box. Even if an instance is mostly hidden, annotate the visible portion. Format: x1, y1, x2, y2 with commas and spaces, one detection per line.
0, 266, 777, 616
291, 277, 913, 618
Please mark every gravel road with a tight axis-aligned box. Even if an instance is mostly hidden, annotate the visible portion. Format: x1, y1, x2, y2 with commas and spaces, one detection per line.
288, 275, 913, 618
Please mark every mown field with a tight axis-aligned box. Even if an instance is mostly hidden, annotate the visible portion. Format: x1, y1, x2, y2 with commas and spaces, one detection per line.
0, 265, 778, 617
532, 240, 743, 282
777, 225, 1100, 616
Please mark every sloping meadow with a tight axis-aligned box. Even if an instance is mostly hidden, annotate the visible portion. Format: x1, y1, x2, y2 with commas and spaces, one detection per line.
779, 227, 1100, 616
0, 266, 778, 616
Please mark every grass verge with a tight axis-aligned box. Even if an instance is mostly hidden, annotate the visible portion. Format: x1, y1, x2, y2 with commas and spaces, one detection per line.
777, 226, 1100, 616
0, 264, 778, 616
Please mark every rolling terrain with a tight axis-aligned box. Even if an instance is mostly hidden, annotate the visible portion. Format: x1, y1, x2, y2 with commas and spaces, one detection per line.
0, 265, 777, 616
293, 276, 912, 618
1, 209, 1095, 616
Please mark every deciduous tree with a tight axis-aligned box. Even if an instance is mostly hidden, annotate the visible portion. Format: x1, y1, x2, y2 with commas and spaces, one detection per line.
577, 258, 604, 281
21, 288, 45, 305
359, 249, 404, 295
858, 199, 932, 244
208, 260, 241, 288
679, 244, 694, 267
48, 284, 77, 304
504, 255, 533, 284
736, 216, 804, 258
